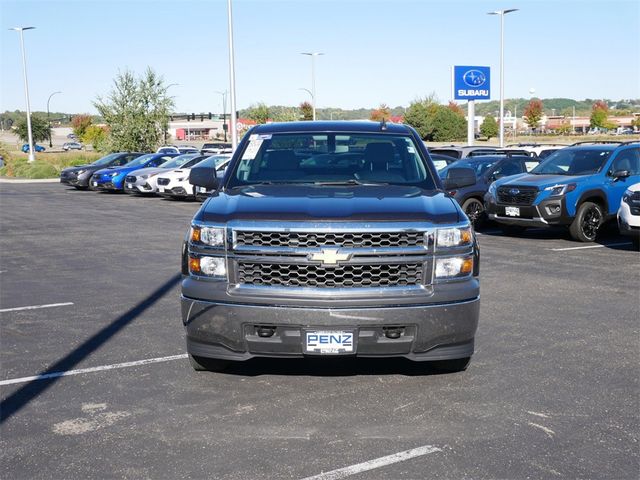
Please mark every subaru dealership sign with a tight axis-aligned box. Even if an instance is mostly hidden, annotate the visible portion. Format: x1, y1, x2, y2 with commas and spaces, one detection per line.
453, 66, 491, 100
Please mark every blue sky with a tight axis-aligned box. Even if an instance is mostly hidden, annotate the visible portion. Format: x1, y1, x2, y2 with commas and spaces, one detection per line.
1, 0, 638, 115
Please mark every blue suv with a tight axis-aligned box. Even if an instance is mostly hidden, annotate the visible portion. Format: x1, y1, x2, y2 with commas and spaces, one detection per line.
91, 153, 176, 191
484, 141, 640, 242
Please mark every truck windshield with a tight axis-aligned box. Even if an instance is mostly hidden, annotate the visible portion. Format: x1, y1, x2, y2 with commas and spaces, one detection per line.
228, 132, 435, 189
530, 149, 612, 175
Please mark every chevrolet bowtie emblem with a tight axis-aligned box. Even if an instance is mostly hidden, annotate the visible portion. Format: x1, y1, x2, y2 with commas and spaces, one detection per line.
309, 249, 351, 265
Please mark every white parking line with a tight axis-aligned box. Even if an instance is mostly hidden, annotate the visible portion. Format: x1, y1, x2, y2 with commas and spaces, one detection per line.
549, 242, 631, 251
0, 354, 188, 386
0, 302, 74, 313
299, 445, 443, 480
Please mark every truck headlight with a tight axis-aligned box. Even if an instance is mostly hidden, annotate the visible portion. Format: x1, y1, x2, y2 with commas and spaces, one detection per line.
76, 169, 87, 175
189, 256, 226, 278
190, 226, 225, 247
109, 171, 119, 177
622, 189, 633, 205
544, 183, 576, 196
436, 227, 472, 249
435, 256, 474, 279
488, 182, 497, 197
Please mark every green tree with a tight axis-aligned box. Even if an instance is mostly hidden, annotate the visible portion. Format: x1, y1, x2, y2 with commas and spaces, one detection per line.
82, 125, 108, 151
14, 115, 51, 143
404, 96, 440, 140
272, 107, 299, 122
93, 68, 174, 152
370, 103, 391, 122
405, 95, 465, 141
631, 117, 640, 129
246, 103, 270, 124
431, 107, 466, 141
524, 99, 544, 131
590, 100, 616, 130
72, 114, 92, 138
480, 115, 498, 139
300, 101, 313, 121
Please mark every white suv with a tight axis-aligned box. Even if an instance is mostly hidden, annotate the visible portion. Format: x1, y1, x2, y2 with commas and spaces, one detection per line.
618, 182, 640, 250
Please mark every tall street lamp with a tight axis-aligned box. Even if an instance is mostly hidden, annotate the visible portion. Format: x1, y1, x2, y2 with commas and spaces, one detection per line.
47, 91, 61, 148
216, 90, 228, 142
301, 52, 323, 121
227, 0, 238, 150
487, 8, 518, 147
10, 26, 36, 162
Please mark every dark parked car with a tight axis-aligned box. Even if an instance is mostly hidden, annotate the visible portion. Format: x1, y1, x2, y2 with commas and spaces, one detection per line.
182, 121, 480, 373
430, 153, 457, 171
21, 144, 45, 153
429, 145, 501, 159
440, 155, 540, 227
60, 152, 144, 190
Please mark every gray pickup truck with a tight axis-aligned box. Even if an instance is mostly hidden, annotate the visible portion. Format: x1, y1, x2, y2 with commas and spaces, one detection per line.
182, 121, 480, 373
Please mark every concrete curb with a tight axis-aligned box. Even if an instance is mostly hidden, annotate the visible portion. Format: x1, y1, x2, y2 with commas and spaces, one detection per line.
0, 178, 59, 184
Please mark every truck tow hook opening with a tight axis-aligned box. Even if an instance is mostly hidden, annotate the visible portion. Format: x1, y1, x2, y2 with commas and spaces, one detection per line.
256, 326, 276, 338
383, 327, 404, 339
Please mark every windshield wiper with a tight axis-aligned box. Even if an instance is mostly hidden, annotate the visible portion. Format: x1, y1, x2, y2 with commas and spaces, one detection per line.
308, 179, 391, 186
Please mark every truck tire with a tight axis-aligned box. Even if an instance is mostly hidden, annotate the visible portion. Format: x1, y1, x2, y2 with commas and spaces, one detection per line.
461, 198, 485, 229
188, 354, 230, 372
569, 201, 603, 242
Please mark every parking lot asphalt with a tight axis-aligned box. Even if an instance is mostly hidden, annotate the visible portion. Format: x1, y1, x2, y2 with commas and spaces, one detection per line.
1, 183, 638, 480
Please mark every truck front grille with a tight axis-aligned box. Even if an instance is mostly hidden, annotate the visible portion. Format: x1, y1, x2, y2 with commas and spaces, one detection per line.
237, 262, 423, 288
497, 186, 538, 206
125, 176, 136, 183
235, 231, 424, 248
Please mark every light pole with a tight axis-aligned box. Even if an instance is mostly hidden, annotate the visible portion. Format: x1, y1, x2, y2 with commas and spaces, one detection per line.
226, 0, 238, 150
487, 9, 518, 147
301, 52, 323, 121
47, 91, 61, 148
215, 90, 228, 142
10, 26, 36, 162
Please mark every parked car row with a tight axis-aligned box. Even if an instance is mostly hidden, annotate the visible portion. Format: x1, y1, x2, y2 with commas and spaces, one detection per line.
60, 151, 232, 201
438, 141, 640, 247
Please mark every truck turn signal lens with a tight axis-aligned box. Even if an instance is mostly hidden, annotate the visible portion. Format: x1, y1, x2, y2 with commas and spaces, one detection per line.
190, 227, 201, 243
189, 256, 201, 273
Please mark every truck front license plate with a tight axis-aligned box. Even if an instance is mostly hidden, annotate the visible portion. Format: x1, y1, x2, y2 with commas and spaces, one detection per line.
304, 330, 354, 354
505, 206, 520, 217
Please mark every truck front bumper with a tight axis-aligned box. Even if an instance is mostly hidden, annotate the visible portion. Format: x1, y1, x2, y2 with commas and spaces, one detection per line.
182, 296, 479, 362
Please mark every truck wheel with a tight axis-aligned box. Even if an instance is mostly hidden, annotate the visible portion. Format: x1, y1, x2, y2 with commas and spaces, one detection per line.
461, 198, 485, 229
188, 354, 230, 372
569, 201, 603, 242
430, 357, 471, 373
499, 225, 526, 236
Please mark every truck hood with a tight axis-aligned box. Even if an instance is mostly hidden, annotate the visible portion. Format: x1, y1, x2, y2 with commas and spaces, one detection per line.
198, 185, 461, 223
495, 173, 590, 189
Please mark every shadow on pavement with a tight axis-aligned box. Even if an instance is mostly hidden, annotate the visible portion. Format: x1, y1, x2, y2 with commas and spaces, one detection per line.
0, 273, 181, 423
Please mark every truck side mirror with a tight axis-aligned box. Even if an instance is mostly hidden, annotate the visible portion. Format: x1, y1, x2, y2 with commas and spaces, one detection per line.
611, 169, 630, 180
443, 167, 476, 190
189, 167, 219, 191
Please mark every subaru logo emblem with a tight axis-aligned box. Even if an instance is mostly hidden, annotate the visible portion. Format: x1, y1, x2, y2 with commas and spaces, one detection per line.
509, 188, 520, 196
463, 70, 487, 87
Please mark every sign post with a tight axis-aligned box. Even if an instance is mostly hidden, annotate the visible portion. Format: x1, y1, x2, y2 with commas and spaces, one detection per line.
453, 66, 491, 146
